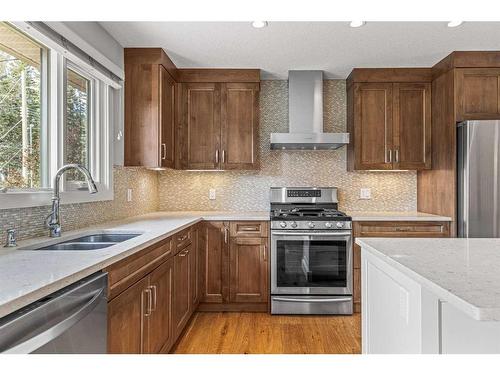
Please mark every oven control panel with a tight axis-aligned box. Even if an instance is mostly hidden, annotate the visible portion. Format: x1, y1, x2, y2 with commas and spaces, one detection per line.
287, 190, 321, 198
271, 220, 352, 230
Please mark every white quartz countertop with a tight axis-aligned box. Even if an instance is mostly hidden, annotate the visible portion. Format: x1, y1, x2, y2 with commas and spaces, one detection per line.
0, 210, 269, 319
348, 211, 451, 222
356, 237, 500, 321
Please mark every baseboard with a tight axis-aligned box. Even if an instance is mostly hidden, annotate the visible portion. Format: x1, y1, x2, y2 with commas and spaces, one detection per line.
197, 302, 269, 312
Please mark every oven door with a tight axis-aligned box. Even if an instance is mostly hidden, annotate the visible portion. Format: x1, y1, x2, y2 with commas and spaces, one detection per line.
271, 231, 352, 295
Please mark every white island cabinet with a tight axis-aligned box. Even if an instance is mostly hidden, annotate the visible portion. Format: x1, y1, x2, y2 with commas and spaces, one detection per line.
357, 238, 500, 354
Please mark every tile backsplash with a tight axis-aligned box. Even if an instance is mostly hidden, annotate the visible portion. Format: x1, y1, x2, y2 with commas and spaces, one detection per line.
0, 167, 159, 241
158, 80, 417, 212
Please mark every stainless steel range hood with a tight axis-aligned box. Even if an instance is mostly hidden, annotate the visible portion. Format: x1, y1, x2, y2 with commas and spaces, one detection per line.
270, 70, 349, 150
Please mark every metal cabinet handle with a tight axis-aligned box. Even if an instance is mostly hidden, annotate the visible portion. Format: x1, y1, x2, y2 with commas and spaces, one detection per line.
272, 297, 352, 303
395, 149, 399, 163
215, 149, 219, 163
240, 226, 258, 231
150, 285, 157, 312
143, 288, 153, 317
385, 149, 392, 164
222, 150, 225, 163
161, 143, 167, 160
177, 234, 188, 242
263, 245, 267, 262
224, 227, 228, 243
178, 249, 189, 257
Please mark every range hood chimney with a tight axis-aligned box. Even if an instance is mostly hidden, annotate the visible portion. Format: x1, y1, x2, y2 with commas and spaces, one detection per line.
270, 70, 349, 150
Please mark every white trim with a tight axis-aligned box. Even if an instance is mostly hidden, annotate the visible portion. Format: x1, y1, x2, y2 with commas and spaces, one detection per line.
10, 22, 122, 89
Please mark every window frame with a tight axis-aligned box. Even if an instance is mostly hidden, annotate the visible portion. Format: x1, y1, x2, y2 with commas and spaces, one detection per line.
0, 22, 116, 209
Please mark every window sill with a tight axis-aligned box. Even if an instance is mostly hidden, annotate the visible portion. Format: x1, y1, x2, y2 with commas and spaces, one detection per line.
0, 184, 113, 210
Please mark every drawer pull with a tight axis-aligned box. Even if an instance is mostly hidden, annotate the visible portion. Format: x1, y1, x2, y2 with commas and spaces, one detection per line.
240, 226, 259, 231
178, 249, 188, 257
177, 234, 188, 242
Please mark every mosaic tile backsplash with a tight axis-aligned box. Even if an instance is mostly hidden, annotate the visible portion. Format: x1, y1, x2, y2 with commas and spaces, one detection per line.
0, 167, 159, 241
158, 80, 417, 212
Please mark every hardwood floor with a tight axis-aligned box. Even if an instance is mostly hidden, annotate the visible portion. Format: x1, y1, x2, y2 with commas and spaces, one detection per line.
172, 312, 361, 354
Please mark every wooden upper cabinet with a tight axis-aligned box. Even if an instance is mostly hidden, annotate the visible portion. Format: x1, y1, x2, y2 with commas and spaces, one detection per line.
347, 69, 432, 171
181, 83, 221, 170
456, 68, 500, 121
159, 66, 176, 168
352, 83, 394, 170
229, 237, 268, 303
221, 83, 260, 169
393, 83, 431, 169
124, 48, 177, 168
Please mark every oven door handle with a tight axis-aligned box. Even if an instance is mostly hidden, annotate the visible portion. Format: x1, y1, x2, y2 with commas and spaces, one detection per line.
272, 297, 352, 303
271, 231, 352, 236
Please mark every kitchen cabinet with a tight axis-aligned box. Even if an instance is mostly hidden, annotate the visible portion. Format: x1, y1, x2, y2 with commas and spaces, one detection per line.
200, 221, 229, 303
347, 69, 432, 171
108, 257, 173, 354
178, 82, 260, 170
352, 220, 451, 313
124, 48, 177, 168
173, 243, 192, 339
455, 68, 500, 121
199, 221, 269, 311
229, 237, 268, 303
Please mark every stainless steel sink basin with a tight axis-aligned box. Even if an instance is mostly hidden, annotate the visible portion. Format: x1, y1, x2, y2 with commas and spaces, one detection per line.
34, 233, 141, 251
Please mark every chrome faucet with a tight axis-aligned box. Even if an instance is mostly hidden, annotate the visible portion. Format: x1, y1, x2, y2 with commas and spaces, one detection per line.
46, 164, 98, 237
0, 170, 7, 193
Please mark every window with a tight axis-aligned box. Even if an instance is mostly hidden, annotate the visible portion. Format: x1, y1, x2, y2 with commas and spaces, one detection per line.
65, 67, 91, 182
0, 22, 45, 189
0, 22, 119, 209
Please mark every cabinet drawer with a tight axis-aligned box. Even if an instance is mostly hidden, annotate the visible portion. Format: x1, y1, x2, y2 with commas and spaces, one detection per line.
355, 221, 450, 237
173, 227, 193, 252
230, 221, 268, 237
107, 238, 172, 300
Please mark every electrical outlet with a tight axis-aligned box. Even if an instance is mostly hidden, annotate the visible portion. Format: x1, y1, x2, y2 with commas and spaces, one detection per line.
360, 188, 371, 200
209, 188, 216, 200
127, 188, 133, 202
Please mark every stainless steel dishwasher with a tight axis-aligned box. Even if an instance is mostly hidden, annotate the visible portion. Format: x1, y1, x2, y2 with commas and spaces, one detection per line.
0, 272, 107, 354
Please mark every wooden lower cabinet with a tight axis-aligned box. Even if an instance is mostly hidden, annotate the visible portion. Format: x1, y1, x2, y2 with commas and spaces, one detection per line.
108, 276, 150, 354
148, 258, 173, 353
229, 237, 268, 303
352, 220, 451, 312
173, 244, 192, 339
199, 221, 269, 311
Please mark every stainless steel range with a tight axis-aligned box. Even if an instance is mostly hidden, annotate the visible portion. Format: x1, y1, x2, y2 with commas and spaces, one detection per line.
270, 187, 353, 315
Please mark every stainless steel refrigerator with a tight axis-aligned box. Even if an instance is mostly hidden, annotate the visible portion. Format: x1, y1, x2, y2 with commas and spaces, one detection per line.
458, 120, 500, 237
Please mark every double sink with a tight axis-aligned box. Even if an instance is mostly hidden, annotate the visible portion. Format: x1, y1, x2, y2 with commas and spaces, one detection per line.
27, 233, 141, 251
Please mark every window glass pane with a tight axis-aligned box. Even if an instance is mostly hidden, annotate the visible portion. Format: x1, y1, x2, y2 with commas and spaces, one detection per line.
0, 22, 43, 188
65, 67, 90, 181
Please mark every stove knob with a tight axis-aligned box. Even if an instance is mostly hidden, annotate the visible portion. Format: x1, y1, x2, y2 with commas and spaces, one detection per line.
279, 221, 287, 228
291, 221, 298, 228
308, 222, 315, 228
336, 222, 344, 228
325, 222, 333, 228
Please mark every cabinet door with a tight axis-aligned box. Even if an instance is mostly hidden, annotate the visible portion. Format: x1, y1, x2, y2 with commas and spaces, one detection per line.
456, 68, 500, 121
181, 83, 221, 169
108, 276, 150, 354
159, 66, 176, 168
173, 245, 191, 339
201, 221, 229, 303
393, 83, 431, 170
221, 83, 260, 169
190, 225, 201, 309
229, 237, 268, 303
147, 258, 173, 353
354, 83, 394, 170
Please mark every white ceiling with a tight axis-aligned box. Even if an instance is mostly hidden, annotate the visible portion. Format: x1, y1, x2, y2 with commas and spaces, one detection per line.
100, 22, 500, 79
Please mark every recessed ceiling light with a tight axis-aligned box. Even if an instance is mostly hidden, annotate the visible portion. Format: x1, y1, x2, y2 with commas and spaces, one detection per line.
447, 21, 464, 27
252, 21, 268, 29
349, 21, 366, 28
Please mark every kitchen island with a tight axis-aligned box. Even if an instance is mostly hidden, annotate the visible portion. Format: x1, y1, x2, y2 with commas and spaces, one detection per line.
357, 238, 500, 354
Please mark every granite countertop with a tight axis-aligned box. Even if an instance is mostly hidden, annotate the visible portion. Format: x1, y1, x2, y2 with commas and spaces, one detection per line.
0, 210, 268, 319
356, 237, 500, 321
348, 211, 452, 222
